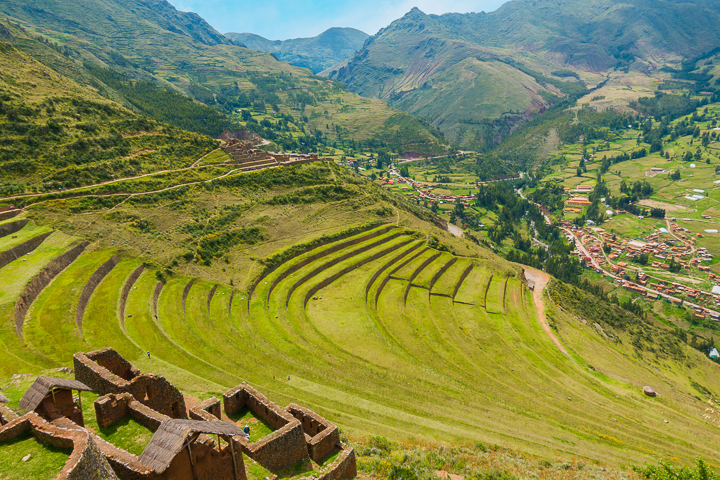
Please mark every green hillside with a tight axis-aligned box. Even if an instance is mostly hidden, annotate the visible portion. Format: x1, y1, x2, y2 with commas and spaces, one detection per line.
226, 28, 369, 74
0, 0, 441, 151
325, 0, 720, 148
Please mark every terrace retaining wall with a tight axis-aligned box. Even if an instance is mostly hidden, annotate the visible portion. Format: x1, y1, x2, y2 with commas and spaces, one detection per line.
253, 223, 386, 302
120, 265, 145, 326
287, 232, 403, 307
76, 254, 120, 336
0, 210, 21, 221
0, 231, 53, 270
14, 241, 89, 339
0, 219, 27, 238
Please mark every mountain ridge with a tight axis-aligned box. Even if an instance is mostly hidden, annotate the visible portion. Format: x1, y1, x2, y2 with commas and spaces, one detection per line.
325, 0, 720, 148
225, 27, 369, 73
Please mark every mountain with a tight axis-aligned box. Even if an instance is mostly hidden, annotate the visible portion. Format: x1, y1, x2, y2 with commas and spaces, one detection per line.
0, 0, 441, 150
324, 0, 720, 148
225, 28, 369, 73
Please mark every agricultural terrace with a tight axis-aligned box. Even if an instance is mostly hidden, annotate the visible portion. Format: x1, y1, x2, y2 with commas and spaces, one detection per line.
2, 211, 720, 468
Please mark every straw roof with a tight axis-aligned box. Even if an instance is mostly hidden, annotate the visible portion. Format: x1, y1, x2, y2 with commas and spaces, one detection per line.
18, 376, 91, 412
140, 419, 244, 473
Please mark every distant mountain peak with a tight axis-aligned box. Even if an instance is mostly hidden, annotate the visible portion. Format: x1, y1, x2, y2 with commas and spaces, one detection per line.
225, 27, 369, 73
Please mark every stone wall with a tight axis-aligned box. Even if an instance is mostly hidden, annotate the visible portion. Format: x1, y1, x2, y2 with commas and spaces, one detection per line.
14, 241, 89, 338
120, 265, 145, 325
249, 223, 385, 300
0, 231, 52, 270
75, 348, 186, 418
0, 412, 117, 480
0, 404, 19, 426
286, 404, 339, 463
316, 444, 357, 480
0, 209, 20, 221
76, 254, 120, 336
224, 383, 308, 470
64, 435, 119, 480
164, 439, 246, 480
190, 397, 221, 422
0, 219, 27, 238
95, 393, 169, 431
153, 281, 164, 316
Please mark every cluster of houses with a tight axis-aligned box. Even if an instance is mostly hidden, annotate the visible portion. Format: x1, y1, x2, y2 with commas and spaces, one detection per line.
564, 221, 720, 320
380, 170, 476, 207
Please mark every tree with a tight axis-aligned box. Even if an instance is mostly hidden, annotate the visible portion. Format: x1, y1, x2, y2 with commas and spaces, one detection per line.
576, 167, 583, 177
671, 169, 681, 181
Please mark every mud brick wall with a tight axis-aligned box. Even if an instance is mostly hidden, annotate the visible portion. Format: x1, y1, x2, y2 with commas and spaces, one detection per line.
316, 445, 357, 480
190, 397, 221, 421
0, 219, 27, 238
15, 241, 89, 338
0, 231, 52, 270
225, 383, 309, 470
286, 404, 339, 463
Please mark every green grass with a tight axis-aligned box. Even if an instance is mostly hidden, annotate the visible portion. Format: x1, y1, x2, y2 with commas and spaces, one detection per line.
226, 407, 275, 443
0, 432, 70, 480
79, 391, 155, 456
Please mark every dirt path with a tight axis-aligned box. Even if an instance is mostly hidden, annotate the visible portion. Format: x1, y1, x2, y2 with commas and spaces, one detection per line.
447, 224, 463, 238
523, 268, 571, 358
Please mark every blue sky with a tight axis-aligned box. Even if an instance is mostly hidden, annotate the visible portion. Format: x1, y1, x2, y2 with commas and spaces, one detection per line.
167, 0, 508, 40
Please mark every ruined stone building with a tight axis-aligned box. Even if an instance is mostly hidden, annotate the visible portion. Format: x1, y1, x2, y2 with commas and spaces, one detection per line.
0, 348, 357, 480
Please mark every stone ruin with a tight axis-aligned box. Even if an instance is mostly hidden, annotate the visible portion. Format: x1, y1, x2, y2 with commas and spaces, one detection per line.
0, 348, 357, 480
74, 348, 186, 418
221, 139, 324, 171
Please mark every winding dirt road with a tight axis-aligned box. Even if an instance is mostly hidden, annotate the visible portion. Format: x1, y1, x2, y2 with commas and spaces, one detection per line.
524, 268, 571, 358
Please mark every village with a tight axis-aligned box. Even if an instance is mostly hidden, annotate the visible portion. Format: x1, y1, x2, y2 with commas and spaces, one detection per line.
562, 218, 720, 322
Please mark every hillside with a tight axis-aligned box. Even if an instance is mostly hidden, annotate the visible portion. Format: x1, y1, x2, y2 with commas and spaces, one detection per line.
0, 0, 441, 150
226, 28, 369, 73
324, 0, 720, 148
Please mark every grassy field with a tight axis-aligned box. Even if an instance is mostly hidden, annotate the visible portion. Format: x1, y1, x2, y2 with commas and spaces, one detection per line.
0, 432, 70, 480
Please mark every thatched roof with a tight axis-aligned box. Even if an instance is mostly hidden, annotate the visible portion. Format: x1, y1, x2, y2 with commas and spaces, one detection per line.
18, 376, 91, 412
0, 392, 8, 403
140, 419, 244, 473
